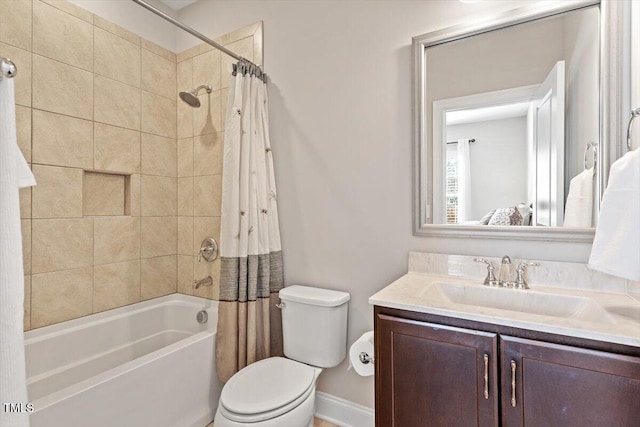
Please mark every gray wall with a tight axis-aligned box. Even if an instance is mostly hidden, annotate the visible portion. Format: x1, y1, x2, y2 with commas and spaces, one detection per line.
447, 117, 528, 221
177, 0, 594, 409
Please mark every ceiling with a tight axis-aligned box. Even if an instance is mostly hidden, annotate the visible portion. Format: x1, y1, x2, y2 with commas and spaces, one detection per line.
446, 101, 531, 126
159, 0, 199, 11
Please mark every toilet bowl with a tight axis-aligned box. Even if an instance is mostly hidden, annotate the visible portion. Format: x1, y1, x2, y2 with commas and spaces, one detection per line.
214, 358, 322, 427
213, 286, 350, 427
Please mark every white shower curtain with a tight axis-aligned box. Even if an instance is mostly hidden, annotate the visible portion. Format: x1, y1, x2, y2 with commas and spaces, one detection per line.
216, 63, 284, 382
457, 138, 472, 222
0, 78, 35, 427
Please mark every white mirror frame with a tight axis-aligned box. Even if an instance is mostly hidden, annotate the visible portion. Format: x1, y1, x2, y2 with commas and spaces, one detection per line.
413, 0, 631, 242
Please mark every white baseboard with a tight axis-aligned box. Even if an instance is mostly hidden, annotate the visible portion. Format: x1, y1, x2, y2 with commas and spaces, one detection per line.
315, 391, 374, 427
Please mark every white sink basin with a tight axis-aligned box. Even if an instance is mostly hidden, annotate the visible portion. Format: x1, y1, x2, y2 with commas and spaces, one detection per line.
423, 282, 613, 321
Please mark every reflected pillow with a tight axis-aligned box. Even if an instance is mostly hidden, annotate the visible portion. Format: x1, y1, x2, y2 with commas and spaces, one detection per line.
479, 210, 496, 225
488, 207, 523, 226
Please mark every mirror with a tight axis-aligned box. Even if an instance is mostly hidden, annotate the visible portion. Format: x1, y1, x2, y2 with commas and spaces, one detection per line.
413, 1, 617, 241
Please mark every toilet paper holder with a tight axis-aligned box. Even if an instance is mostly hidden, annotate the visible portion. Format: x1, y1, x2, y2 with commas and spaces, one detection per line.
359, 352, 374, 365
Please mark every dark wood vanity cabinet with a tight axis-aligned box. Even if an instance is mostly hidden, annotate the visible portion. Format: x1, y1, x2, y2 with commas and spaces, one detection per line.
501, 336, 640, 427
376, 314, 499, 427
375, 308, 640, 427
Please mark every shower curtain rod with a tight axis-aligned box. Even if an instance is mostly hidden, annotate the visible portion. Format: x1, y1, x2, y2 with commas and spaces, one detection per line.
129, 0, 259, 69
446, 139, 476, 144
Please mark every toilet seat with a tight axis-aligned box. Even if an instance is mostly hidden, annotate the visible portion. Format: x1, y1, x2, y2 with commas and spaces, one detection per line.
218, 357, 316, 423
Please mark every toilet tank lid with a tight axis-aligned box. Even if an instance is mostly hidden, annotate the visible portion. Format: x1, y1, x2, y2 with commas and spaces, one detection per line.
279, 285, 350, 307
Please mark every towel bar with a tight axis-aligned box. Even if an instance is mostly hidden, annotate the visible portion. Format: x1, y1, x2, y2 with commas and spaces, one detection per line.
627, 108, 640, 151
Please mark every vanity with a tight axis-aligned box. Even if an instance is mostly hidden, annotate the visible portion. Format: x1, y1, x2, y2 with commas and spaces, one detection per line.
370, 253, 640, 427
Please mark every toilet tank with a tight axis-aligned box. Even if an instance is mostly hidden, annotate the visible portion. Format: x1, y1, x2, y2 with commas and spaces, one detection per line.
278, 286, 350, 368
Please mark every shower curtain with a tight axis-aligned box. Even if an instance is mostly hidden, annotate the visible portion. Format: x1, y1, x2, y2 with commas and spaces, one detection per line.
457, 138, 472, 222
0, 78, 35, 427
216, 62, 284, 382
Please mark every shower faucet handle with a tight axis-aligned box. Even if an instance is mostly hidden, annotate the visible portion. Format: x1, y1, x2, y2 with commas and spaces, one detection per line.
196, 237, 218, 262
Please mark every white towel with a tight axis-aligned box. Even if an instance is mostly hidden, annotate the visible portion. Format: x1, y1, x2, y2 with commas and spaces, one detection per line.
563, 168, 594, 227
0, 78, 34, 427
588, 149, 640, 281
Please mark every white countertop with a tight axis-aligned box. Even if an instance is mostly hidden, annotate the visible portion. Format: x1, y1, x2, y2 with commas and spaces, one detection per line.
369, 273, 640, 348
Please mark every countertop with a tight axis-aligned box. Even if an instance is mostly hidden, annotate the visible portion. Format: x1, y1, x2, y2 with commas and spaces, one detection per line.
369, 272, 640, 348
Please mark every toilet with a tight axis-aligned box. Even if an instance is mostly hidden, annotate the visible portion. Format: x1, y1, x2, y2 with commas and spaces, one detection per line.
214, 285, 350, 427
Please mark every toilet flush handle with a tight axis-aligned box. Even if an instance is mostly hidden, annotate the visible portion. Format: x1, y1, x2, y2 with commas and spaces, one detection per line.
276, 301, 286, 309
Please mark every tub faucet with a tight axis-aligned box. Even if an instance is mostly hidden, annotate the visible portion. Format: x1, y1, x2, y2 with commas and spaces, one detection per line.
193, 276, 213, 290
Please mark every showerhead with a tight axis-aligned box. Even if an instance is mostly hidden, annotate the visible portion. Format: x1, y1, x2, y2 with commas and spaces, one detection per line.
179, 84, 212, 108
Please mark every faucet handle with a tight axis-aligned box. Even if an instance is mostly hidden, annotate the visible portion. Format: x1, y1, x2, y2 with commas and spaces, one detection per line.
474, 257, 499, 286
514, 261, 539, 289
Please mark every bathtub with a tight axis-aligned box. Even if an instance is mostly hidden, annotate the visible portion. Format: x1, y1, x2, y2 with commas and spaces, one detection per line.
24, 294, 222, 427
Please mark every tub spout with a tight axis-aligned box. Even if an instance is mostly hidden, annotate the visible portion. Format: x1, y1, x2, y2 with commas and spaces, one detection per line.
193, 276, 213, 290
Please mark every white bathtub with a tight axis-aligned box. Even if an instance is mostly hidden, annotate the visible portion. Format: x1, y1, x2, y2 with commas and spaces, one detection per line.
24, 294, 222, 427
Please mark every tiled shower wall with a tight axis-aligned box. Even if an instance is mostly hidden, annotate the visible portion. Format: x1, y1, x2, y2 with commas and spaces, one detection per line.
175, 22, 263, 300
2, 0, 179, 331
2, 0, 262, 330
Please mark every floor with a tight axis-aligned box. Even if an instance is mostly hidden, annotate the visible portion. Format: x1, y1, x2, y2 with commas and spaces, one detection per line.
207, 418, 339, 427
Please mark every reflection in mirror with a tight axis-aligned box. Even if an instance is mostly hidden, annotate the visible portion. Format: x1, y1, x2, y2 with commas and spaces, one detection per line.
424, 5, 600, 228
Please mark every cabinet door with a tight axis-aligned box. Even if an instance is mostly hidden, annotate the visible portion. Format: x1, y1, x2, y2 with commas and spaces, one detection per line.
501, 336, 640, 427
375, 314, 498, 427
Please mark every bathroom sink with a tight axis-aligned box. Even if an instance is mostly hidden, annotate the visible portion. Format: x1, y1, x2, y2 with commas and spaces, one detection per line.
424, 282, 612, 321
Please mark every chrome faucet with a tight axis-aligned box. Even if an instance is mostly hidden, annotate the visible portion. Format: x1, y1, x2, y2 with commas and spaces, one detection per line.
474, 257, 498, 286
498, 256, 513, 287
193, 275, 213, 290
513, 261, 540, 289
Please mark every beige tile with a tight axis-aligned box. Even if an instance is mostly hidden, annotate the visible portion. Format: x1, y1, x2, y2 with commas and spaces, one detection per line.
177, 177, 194, 216
32, 218, 93, 274
142, 92, 176, 138
141, 255, 177, 300
214, 22, 261, 47
126, 174, 141, 216
220, 89, 230, 130
95, 75, 141, 130
21, 219, 30, 275
93, 15, 140, 45
221, 37, 254, 89
141, 39, 176, 62
177, 59, 194, 139
33, 54, 93, 120
40, 0, 93, 23
141, 216, 177, 258
0, 43, 31, 107
32, 110, 93, 169
253, 25, 263, 67
193, 49, 221, 92
141, 133, 176, 177
177, 255, 194, 295
177, 45, 199, 63
93, 217, 141, 265
15, 105, 31, 162
0, 0, 32, 50
94, 27, 141, 88
141, 175, 176, 216
193, 89, 222, 136
93, 260, 141, 312
178, 216, 193, 255
33, 0, 93, 71
31, 267, 93, 328
194, 175, 222, 217
142, 49, 176, 100
19, 187, 31, 219
94, 123, 141, 174
194, 132, 223, 176
84, 172, 125, 216
177, 138, 194, 177
32, 165, 83, 219
24, 276, 31, 331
